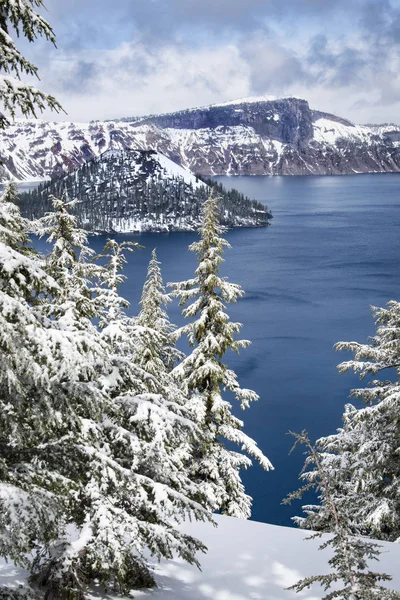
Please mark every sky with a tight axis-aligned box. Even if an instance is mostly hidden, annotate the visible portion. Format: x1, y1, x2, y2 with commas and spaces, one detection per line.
17, 0, 400, 123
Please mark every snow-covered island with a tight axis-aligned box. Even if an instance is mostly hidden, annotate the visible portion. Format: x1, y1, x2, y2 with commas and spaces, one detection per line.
18, 149, 271, 233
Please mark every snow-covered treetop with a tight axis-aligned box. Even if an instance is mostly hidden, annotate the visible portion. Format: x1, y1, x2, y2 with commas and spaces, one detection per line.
138, 249, 171, 332
0, 180, 31, 252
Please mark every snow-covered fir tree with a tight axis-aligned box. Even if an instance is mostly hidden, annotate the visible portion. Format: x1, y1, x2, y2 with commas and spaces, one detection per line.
169, 193, 273, 518
21, 201, 209, 598
27, 195, 120, 598
95, 237, 139, 331
285, 431, 400, 600
0, 187, 111, 599
132, 248, 206, 509
0, 0, 63, 126
64, 238, 210, 596
0, 181, 31, 253
0, 182, 61, 571
136, 248, 184, 375
296, 302, 400, 543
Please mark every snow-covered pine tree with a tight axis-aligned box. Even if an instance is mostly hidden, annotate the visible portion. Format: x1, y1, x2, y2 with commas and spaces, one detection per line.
132, 248, 206, 511
169, 192, 273, 518
0, 0, 63, 125
95, 237, 139, 332
284, 431, 400, 600
55, 238, 209, 596
0, 182, 62, 574
0, 180, 31, 252
27, 195, 118, 598
296, 302, 400, 543
136, 248, 184, 376
0, 186, 108, 599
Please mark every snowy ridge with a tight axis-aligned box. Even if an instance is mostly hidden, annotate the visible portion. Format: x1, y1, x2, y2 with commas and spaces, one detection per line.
208, 94, 306, 108
210, 94, 278, 107
1, 98, 400, 180
99, 147, 202, 188
155, 151, 203, 188
1, 515, 399, 599
312, 118, 373, 145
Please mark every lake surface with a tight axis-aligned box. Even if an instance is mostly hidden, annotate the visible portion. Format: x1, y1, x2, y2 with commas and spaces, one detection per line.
34, 173, 400, 527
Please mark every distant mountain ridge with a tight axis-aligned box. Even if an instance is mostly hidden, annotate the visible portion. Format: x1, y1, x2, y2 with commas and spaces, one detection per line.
1, 97, 400, 181
19, 149, 271, 233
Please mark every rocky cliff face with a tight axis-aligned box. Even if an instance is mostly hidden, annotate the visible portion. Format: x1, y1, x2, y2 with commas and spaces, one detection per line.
1, 97, 400, 181
136, 98, 315, 147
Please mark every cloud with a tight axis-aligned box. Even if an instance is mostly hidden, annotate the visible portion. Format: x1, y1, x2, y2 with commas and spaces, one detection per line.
306, 36, 367, 87
59, 60, 99, 94
239, 32, 311, 94
37, 42, 250, 122
12, 0, 400, 125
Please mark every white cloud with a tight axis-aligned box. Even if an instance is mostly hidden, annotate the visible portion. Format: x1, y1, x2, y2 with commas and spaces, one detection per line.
37, 42, 251, 122
29, 29, 400, 125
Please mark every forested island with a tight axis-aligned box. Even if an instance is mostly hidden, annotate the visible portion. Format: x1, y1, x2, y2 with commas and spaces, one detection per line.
18, 149, 271, 233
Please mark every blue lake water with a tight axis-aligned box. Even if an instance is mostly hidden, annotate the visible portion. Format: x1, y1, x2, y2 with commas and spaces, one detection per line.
33, 173, 400, 527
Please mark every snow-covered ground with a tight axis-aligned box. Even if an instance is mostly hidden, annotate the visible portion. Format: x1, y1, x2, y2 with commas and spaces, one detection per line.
155, 151, 203, 188
2, 515, 399, 599
312, 118, 373, 146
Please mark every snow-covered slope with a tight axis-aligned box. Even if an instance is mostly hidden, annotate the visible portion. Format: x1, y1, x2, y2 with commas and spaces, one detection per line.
98, 147, 203, 188
154, 150, 203, 188
2, 515, 399, 598
1, 98, 400, 180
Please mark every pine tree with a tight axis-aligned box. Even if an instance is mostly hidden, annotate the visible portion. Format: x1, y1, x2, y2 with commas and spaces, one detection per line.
32, 202, 204, 598
0, 181, 31, 252
0, 182, 62, 574
297, 302, 400, 542
53, 238, 209, 596
136, 248, 184, 375
169, 193, 273, 518
28, 196, 117, 598
284, 431, 400, 600
132, 248, 202, 508
0, 0, 64, 126
94, 237, 139, 340
0, 186, 108, 599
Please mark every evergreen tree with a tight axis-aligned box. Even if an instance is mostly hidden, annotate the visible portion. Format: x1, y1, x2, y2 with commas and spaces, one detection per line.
60, 238, 210, 596
29, 196, 117, 598
169, 193, 273, 518
297, 302, 400, 542
132, 248, 203, 510
136, 248, 184, 374
0, 181, 31, 252
284, 431, 400, 600
0, 186, 107, 599
0, 0, 63, 125
33, 203, 207, 598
